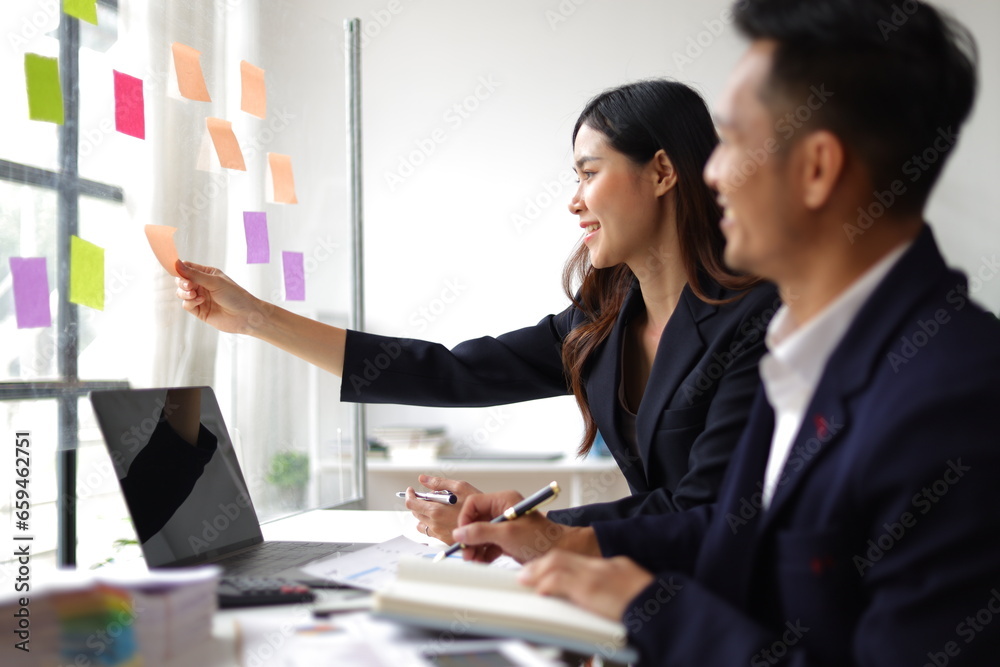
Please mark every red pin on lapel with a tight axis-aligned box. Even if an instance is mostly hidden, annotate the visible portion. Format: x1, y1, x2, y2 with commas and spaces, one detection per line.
814, 415, 830, 439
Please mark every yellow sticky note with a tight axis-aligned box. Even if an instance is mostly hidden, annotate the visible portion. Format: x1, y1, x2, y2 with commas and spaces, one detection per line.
70, 236, 104, 311
63, 0, 98, 25
268, 153, 298, 204
206, 118, 246, 171
171, 42, 211, 102
24, 54, 64, 125
240, 60, 266, 119
144, 225, 180, 277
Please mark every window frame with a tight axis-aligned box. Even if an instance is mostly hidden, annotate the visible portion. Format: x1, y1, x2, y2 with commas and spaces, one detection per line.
1, 1, 129, 568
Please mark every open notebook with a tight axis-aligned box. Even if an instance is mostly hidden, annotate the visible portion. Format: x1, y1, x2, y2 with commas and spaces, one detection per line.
372, 557, 637, 662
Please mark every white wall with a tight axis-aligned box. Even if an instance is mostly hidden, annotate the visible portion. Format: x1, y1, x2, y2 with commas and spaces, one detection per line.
317, 0, 1000, 454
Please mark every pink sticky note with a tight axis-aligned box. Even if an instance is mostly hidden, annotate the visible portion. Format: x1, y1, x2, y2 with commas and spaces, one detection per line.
114, 70, 145, 139
243, 212, 269, 264
9, 257, 52, 329
282, 251, 305, 301
144, 225, 180, 277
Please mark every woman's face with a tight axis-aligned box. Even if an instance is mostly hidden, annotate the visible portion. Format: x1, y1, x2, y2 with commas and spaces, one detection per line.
569, 124, 666, 270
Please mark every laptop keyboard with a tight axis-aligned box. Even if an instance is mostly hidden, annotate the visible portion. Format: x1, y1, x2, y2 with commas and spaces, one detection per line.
223, 541, 344, 576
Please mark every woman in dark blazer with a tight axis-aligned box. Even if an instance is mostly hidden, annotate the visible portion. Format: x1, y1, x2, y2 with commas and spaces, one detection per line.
175, 80, 778, 539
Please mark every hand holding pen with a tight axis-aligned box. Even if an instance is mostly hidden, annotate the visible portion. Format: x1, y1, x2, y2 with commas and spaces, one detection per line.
437, 482, 561, 563
403, 475, 484, 543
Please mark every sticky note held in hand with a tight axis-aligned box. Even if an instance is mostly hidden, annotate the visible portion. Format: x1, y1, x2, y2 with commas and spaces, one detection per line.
144, 225, 180, 277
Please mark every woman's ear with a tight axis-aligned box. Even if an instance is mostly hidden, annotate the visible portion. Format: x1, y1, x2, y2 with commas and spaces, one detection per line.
651, 149, 678, 196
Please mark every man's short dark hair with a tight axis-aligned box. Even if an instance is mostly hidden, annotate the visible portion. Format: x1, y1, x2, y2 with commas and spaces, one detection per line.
734, 0, 978, 214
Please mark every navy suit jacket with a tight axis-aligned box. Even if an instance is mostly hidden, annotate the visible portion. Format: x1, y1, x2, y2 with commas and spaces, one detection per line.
341, 280, 779, 524
595, 226, 1000, 665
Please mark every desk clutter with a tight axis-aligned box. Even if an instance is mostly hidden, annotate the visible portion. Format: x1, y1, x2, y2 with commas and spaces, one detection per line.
0, 565, 220, 666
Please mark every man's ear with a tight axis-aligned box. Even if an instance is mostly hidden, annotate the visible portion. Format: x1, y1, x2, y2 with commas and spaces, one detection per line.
651, 149, 678, 196
799, 130, 845, 210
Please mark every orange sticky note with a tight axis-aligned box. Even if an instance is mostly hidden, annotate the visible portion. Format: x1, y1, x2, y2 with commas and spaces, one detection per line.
268, 153, 298, 204
206, 118, 246, 171
144, 225, 180, 277
240, 60, 266, 119
171, 42, 211, 102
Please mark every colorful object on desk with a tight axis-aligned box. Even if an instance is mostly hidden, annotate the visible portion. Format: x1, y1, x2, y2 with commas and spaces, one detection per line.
52, 585, 139, 666
9, 257, 52, 329
113, 71, 145, 139
282, 251, 305, 301
243, 212, 270, 264
63, 0, 98, 24
268, 153, 298, 204
144, 224, 180, 277
171, 42, 211, 102
24, 53, 64, 124
206, 117, 246, 170
240, 60, 267, 119
69, 236, 104, 311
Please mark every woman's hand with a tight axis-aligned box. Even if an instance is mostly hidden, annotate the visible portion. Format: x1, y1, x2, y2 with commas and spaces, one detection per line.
518, 551, 655, 621
175, 260, 268, 335
174, 259, 349, 377
406, 475, 482, 543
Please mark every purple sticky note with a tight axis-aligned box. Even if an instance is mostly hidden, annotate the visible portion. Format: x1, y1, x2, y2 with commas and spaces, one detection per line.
282, 251, 305, 301
243, 212, 269, 263
10, 257, 52, 328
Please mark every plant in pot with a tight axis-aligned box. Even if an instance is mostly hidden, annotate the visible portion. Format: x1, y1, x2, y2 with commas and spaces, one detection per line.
266, 450, 309, 510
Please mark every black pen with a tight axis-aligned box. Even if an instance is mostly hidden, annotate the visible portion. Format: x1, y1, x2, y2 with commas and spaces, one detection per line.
433, 481, 560, 562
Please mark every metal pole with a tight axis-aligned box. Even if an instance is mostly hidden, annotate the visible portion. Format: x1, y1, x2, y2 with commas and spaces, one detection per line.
345, 18, 367, 506
56, 15, 81, 568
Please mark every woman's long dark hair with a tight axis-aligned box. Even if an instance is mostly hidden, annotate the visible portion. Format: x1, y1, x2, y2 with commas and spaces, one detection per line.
562, 79, 758, 455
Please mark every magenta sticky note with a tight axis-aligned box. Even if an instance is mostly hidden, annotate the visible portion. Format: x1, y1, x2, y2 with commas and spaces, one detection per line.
282, 251, 305, 301
243, 212, 269, 264
10, 257, 52, 328
114, 70, 145, 139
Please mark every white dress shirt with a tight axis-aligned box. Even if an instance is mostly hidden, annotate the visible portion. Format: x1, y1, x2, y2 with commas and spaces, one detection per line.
759, 240, 913, 508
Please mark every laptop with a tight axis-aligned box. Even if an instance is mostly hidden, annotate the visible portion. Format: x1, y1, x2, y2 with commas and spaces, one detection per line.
89, 386, 365, 587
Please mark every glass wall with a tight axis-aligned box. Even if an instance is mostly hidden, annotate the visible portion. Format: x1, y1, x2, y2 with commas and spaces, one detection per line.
1, 0, 363, 578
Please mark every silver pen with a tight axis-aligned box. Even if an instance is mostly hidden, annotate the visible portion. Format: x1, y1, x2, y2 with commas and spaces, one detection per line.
397, 490, 458, 505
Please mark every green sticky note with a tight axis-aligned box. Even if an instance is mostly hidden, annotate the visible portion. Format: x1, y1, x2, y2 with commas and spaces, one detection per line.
24, 54, 64, 125
63, 0, 98, 25
70, 236, 104, 311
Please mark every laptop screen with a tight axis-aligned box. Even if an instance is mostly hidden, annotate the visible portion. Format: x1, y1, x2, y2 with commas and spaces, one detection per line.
90, 387, 264, 568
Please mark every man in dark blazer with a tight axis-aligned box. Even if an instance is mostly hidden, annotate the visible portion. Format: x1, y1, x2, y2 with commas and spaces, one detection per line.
453, 1, 1000, 664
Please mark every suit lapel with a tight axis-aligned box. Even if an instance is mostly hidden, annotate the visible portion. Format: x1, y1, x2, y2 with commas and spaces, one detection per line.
587, 285, 646, 489
634, 284, 715, 484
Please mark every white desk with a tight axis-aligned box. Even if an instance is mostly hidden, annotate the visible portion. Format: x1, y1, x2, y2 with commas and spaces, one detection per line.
166, 510, 430, 667
367, 456, 631, 510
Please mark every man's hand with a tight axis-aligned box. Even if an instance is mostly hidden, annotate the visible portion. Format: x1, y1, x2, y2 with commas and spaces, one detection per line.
519, 550, 655, 621
406, 475, 482, 543
453, 491, 600, 563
